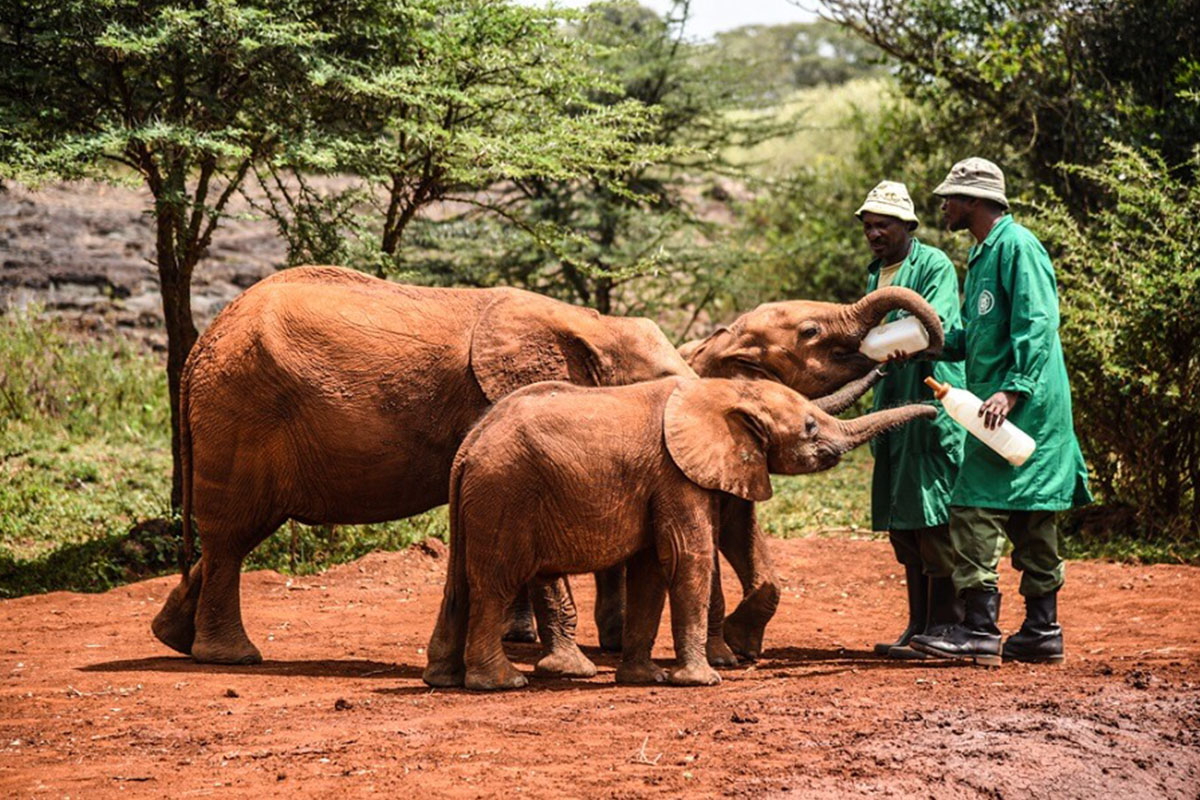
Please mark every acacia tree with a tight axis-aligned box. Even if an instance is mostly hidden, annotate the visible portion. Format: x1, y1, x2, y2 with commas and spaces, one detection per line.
251, 0, 674, 277
394, 0, 796, 333
0, 0, 337, 506
0, 0, 678, 508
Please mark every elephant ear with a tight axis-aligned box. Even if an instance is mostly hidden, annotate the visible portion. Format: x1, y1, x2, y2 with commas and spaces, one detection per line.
470, 291, 612, 402
663, 380, 773, 502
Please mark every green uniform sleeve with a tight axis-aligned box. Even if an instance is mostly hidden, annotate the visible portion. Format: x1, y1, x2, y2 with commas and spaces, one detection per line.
999, 239, 1056, 397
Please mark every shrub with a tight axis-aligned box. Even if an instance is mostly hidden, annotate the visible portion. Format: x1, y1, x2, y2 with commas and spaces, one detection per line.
1036, 143, 1200, 542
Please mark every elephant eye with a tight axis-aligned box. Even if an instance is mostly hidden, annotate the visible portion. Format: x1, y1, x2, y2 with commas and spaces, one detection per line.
798, 323, 820, 339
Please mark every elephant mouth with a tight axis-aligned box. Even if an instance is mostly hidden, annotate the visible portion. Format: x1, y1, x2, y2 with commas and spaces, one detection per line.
732, 357, 783, 384
832, 349, 875, 370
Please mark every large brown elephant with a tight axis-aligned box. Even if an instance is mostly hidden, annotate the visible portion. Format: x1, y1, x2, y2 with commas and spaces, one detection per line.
151, 265, 694, 665
423, 377, 937, 690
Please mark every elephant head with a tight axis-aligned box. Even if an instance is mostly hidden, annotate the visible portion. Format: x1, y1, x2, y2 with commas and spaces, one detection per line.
470, 290, 696, 402
664, 378, 937, 501
684, 286, 944, 399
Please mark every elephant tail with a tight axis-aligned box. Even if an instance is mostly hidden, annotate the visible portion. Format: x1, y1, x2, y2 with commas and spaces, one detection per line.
443, 449, 471, 618
179, 364, 195, 580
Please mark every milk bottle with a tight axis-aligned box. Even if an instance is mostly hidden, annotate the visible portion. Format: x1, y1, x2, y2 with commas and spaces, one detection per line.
924, 377, 1035, 466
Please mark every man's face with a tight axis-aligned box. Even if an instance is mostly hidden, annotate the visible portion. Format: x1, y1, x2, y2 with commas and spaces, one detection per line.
940, 195, 973, 231
860, 211, 912, 264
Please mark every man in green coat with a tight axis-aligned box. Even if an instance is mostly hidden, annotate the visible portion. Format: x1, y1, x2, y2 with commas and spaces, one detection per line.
856, 181, 967, 659
911, 158, 1092, 666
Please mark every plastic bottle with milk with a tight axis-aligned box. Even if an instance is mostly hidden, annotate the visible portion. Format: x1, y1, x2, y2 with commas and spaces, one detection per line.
859, 316, 930, 361
924, 377, 1036, 467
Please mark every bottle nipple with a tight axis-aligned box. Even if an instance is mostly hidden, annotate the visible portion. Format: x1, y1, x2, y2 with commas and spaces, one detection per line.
923, 377, 949, 398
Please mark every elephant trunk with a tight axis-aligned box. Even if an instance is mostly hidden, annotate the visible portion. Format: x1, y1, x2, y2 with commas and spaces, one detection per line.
842, 286, 945, 354
829, 403, 937, 455
812, 367, 885, 415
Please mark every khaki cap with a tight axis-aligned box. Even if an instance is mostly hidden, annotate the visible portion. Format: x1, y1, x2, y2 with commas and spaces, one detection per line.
933, 157, 1009, 207
855, 180, 919, 225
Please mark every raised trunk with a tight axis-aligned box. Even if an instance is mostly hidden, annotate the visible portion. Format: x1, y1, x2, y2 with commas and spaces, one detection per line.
832, 403, 938, 454
842, 286, 945, 354
813, 367, 885, 415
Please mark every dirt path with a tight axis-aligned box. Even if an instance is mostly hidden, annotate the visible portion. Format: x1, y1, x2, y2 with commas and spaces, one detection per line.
1, 538, 1197, 798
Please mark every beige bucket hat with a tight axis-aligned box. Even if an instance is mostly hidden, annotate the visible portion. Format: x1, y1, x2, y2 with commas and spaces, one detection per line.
933, 157, 1009, 207
855, 180, 919, 225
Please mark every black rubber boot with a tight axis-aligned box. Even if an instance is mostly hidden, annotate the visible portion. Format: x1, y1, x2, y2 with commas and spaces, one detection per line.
874, 563, 928, 656
910, 588, 1002, 667
1002, 591, 1064, 664
888, 575, 963, 659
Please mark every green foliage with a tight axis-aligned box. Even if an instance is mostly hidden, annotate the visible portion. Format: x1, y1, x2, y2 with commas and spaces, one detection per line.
249, 0, 681, 281
713, 19, 885, 99
0, 310, 175, 591
317, 0, 798, 324
822, 0, 1200, 207
1034, 143, 1200, 540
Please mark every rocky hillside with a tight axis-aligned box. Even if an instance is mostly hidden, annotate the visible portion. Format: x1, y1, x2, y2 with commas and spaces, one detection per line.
0, 181, 285, 350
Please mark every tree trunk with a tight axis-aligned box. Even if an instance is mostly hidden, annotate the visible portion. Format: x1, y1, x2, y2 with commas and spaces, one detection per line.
155, 209, 199, 511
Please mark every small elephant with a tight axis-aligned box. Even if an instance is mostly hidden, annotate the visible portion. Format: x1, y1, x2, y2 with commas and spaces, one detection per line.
151, 266, 693, 666
423, 376, 936, 690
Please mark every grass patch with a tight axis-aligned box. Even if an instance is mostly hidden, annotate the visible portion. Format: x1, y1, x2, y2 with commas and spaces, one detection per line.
759, 446, 877, 540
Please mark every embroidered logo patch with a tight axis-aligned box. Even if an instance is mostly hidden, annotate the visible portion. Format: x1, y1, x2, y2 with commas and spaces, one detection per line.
978, 290, 995, 316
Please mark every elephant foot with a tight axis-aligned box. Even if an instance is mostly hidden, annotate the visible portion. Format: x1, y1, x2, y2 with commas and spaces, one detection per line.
502, 600, 538, 643
191, 635, 263, 665
150, 575, 202, 655
706, 636, 738, 668
533, 644, 597, 679
422, 658, 465, 688
668, 662, 721, 687
615, 660, 667, 685
723, 583, 779, 661
501, 623, 538, 644
597, 622, 623, 652
151, 604, 196, 656
465, 662, 528, 692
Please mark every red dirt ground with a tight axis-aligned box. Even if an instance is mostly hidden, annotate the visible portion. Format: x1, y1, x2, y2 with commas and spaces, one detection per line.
1, 537, 1198, 799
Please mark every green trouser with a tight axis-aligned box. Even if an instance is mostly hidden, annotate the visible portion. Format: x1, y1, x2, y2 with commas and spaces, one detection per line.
889, 524, 956, 578
949, 506, 1064, 598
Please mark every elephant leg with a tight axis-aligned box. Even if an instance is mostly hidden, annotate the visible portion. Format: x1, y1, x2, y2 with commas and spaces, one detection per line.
719, 497, 781, 661
423, 574, 469, 688
502, 584, 538, 643
151, 561, 203, 655
593, 564, 626, 652
705, 551, 738, 667
666, 549, 720, 687
530, 577, 596, 679
615, 549, 667, 685
190, 518, 280, 665
464, 582, 528, 691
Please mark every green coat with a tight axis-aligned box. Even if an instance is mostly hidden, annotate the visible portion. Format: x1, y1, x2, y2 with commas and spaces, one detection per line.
941, 216, 1092, 511
866, 239, 966, 531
